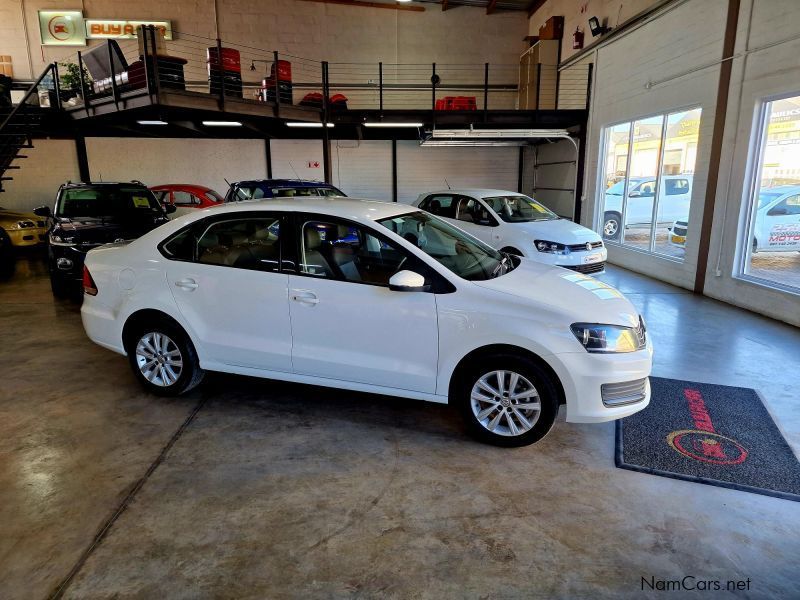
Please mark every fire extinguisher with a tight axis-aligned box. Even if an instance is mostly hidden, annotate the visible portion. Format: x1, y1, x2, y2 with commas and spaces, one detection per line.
573, 27, 584, 50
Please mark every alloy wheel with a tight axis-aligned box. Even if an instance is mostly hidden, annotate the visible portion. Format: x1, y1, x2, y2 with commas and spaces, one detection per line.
470, 370, 541, 437
604, 219, 619, 237
135, 332, 183, 387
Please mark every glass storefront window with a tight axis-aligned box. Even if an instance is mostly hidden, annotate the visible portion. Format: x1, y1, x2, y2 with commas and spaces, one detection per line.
598, 108, 702, 260
740, 94, 800, 292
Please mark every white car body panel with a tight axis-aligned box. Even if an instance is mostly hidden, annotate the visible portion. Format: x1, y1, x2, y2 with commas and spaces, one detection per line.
81, 197, 651, 424
602, 175, 692, 227
412, 189, 607, 267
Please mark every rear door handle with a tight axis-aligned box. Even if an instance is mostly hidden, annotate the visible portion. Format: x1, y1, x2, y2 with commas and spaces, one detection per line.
175, 278, 199, 291
290, 289, 319, 305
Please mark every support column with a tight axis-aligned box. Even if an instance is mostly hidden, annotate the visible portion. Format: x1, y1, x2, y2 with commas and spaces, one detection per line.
392, 140, 398, 202
75, 136, 90, 183
265, 139, 272, 179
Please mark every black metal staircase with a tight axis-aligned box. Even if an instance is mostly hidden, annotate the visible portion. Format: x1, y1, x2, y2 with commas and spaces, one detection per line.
0, 65, 57, 193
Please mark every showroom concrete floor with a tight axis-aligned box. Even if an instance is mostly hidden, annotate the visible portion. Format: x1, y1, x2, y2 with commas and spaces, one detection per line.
1, 254, 799, 599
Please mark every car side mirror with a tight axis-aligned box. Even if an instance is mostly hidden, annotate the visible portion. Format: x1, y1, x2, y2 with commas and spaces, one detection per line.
478, 218, 494, 226
768, 206, 788, 216
164, 203, 177, 214
389, 270, 428, 292
33, 206, 52, 217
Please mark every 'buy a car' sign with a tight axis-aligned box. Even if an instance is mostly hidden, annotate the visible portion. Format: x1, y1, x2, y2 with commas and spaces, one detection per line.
39, 10, 172, 46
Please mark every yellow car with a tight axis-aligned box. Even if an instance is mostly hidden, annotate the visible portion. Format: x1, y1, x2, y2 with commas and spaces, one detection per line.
0, 207, 48, 248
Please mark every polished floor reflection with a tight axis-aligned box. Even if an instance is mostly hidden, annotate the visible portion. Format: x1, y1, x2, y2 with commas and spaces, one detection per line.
1, 254, 799, 599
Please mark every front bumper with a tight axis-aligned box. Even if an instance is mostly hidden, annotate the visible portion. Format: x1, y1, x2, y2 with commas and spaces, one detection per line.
529, 247, 608, 275
548, 343, 653, 423
6, 227, 47, 247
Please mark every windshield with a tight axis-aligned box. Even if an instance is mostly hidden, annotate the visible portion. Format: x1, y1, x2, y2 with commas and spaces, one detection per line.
483, 195, 558, 223
56, 187, 163, 218
377, 211, 516, 281
233, 184, 345, 200
758, 191, 783, 209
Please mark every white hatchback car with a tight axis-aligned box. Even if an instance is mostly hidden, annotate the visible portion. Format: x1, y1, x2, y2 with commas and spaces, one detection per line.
81, 198, 652, 447
413, 189, 607, 275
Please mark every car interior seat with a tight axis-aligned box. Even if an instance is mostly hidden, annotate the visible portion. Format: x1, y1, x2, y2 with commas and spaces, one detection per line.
303, 227, 334, 277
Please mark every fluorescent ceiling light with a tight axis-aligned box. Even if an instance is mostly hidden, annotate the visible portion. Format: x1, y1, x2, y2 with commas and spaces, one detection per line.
431, 128, 571, 139
285, 122, 334, 128
202, 120, 243, 127
137, 120, 168, 125
364, 122, 423, 128
421, 140, 528, 147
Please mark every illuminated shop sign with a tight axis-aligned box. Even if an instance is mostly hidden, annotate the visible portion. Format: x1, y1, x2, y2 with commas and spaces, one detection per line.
39, 11, 86, 46
85, 20, 173, 40
38, 11, 172, 45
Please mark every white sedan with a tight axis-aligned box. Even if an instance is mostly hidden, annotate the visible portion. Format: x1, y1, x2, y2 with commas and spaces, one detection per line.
81, 197, 651, 447
413, 189, 607, 275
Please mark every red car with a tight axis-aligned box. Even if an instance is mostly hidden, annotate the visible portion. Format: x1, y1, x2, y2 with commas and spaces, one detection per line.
150, 184, 224, 216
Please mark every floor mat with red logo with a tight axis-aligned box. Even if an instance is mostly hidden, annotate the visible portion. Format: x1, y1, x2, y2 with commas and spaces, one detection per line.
615, 377, 800, 502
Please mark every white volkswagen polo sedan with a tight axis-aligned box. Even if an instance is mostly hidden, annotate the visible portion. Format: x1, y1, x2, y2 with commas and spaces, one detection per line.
81, 197, 651, 447
414, 189, 607, 275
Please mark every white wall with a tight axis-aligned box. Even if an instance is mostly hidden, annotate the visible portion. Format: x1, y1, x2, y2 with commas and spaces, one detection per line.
332, 140, 392, 201
702, 0, 800, 327
2, 140, 80, 212
85, 138, 266, 195
396, 142, 519, 204
582, 0, 727, 290
269, 139, 324, 182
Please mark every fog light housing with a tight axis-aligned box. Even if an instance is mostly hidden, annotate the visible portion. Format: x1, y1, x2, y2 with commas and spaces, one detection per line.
56, 257, 73, 270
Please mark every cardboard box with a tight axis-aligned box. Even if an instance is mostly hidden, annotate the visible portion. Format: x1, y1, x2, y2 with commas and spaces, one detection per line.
538, 16, 564, 40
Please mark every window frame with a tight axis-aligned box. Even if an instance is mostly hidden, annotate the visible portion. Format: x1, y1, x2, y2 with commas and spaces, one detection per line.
290, 212, 454, 293
736, 90, 800, 295
157, 211, 292, 274
596, 104, 702, 261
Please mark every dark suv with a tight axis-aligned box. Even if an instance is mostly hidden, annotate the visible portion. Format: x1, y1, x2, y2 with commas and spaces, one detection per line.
224, 179, 346, 202
34, 182, 175, 297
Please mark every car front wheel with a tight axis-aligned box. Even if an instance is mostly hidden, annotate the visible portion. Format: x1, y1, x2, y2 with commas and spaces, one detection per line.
603, 212, 622, 241
455, 355, 559, 447
126, 320, 204, 396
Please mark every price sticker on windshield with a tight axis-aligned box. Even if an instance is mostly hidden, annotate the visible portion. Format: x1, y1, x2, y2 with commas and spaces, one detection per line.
132, 196, 151, 208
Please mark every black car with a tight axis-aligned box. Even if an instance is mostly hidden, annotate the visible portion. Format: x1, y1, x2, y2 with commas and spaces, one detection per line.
34, 182, 175, 297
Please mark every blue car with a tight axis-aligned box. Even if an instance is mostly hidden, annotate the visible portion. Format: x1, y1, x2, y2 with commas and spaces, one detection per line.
224, 179, 346, 202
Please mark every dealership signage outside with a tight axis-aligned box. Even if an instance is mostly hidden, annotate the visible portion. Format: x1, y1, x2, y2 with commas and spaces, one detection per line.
38, 10, 172, 46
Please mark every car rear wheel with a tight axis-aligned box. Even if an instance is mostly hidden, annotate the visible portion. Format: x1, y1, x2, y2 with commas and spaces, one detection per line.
455, 355, 559, 447
603, 212, 622, 241
126, 320, 204, 396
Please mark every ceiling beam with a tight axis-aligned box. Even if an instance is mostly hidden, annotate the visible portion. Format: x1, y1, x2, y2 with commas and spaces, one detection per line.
527, 0, 547, 17
297, 0, 425, 12
486, 0, 498, 15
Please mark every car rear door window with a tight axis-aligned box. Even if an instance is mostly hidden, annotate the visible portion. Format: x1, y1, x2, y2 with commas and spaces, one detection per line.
195, 217, 282, 272
420, 195, 456, 218
173, 191, 199, 206
665, 179, 690, 195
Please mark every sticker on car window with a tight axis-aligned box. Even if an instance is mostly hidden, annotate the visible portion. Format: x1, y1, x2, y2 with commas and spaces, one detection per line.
132, 196, 151, 209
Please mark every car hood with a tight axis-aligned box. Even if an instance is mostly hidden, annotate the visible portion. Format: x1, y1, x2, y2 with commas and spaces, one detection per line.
0, 209, 39, 223
54, 216, 168, 244
473, 259, 640, 328
506, 218, 602, 244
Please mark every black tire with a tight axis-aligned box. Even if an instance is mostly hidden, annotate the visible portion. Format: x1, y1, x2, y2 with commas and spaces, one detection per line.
603, 212, 622, 241
124, 318, 204, 396
453, 354, 559, 447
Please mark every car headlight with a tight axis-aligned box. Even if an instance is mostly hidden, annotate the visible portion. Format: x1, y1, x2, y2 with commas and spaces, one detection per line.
570, 321, 646, 353
17, 220, 36, 229
534, 240, 569, 255
50, 234, 77, 246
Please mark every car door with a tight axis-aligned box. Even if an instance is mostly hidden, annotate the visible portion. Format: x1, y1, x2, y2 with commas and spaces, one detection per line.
759, 194, 800, 251
625, 180, 656, 225
162, 213, 293, 372
287, 214, 439, 393
657, 177, 691, 223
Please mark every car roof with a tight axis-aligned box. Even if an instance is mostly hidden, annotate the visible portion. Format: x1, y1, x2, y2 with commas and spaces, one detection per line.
62, 181, 149, 189
193, 197, 416, 221
231, 179, 338, 188
150, 184, 216, 192
422, 189, 528, 198
761, 185, 800, 195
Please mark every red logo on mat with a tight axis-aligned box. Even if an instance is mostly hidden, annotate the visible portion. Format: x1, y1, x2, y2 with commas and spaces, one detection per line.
666, 389, 748, 465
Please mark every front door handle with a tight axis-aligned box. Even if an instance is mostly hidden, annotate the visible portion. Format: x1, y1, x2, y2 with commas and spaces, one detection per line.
175, 278, 199, 291
291, 289, 319, 305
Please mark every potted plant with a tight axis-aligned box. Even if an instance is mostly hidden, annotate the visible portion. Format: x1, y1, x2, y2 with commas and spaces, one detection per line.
59, 62, 91, 101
